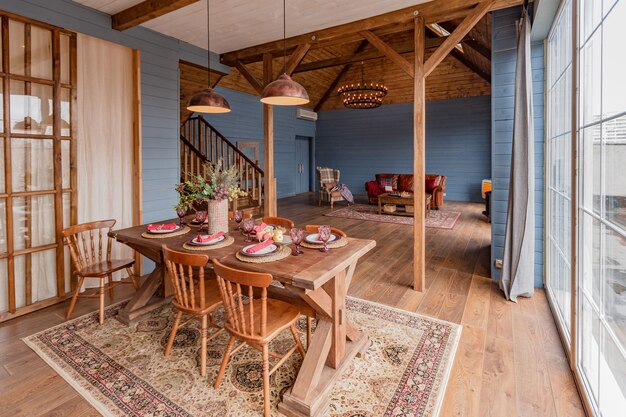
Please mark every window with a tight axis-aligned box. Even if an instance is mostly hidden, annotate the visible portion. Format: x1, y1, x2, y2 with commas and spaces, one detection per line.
0, 14, 76, 321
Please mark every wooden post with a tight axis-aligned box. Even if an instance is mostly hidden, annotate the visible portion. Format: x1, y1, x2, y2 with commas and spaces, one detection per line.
263, 53, 276, 217
413, 16, 426, 292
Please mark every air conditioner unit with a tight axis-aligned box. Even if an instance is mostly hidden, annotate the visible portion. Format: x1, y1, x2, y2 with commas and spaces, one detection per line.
296, 108, 318, 121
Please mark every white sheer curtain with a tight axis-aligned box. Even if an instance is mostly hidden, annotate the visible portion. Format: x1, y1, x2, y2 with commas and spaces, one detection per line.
76, 34, 135, 287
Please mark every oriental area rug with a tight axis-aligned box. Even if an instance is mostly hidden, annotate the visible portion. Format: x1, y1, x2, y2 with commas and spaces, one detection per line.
324, 204, 462, 229
23, 297, 461, 417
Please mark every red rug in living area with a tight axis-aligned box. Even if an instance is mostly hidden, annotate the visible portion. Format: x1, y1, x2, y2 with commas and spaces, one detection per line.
324, 204, 462, 229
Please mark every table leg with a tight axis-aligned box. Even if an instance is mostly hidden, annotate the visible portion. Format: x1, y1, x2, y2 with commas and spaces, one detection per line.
378, 198, 382, 215
278, 261, 367, 417
116, 265, 171, 325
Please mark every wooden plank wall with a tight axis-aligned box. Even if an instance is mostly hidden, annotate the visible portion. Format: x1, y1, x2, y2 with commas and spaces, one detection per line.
491, 7, 545, 286
315, 96, 492, 202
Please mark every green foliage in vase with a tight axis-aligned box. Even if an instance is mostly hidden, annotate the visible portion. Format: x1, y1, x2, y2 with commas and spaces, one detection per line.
175, 162, 247, 209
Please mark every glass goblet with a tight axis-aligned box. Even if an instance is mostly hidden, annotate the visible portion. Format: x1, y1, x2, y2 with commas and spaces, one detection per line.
195, 210, 207, 232
242, 218, 255, 243
318, 225, 332, 253
233, 210, 243, 230
175, 205, 186, 225
290, 228, 304, 256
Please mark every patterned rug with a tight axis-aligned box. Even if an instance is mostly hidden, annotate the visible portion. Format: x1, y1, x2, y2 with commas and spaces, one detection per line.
324, 204, 462, 229
23, 297, 461, 417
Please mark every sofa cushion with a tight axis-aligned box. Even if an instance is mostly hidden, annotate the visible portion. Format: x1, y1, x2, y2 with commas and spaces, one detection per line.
425, 179, 437, 193
375, 174, 398, 191
398, 174, 414, 192
425, 174, 442, 187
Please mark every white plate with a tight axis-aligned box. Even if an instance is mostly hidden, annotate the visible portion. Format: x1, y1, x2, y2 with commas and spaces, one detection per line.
191, 235, 226, 246
305, 233, 338, 244
148, 225, 181, 234
241, 243, 278, 256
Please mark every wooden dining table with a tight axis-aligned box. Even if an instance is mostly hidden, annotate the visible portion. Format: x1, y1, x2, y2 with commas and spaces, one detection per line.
110, 218, 376, 417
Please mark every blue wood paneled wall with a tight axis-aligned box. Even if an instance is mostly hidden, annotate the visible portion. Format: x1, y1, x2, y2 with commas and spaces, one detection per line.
491, 7, 545, 287
315, 96, 492, 202
200, 87, 316, 198
0, 0, 228, 224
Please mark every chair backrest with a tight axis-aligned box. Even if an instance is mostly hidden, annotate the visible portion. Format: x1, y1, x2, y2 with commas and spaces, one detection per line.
305, 224, 347, 237
162, 245, 210, 310
262, 216, 294, 229
212, 259, 273, 339
62, 219, 116, 273
316, 166, 340, 186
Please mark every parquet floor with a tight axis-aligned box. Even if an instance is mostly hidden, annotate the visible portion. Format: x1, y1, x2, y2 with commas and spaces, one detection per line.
0, 194, 586, 417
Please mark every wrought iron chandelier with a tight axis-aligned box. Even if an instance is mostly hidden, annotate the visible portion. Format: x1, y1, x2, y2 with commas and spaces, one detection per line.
337, 61, 388, 109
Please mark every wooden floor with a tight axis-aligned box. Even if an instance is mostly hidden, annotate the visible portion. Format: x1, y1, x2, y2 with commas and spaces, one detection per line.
0, 194, 585, 417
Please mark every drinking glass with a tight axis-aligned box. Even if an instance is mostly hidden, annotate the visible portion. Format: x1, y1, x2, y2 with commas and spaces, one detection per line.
290, 228, 304, 256
233, 210, 243, 230
318, 225, 332, 253
195, 210, 208, 232
242, 218, 255, 243
175, 205, 186, 225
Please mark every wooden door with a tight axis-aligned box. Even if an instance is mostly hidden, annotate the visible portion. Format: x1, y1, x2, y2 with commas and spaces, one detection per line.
295, 136, 311, 194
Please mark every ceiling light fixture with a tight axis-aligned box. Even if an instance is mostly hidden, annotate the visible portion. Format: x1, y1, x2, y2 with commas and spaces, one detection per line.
337, 61, 388, 109
260, 0, 310, 106
187, 0, 231, 113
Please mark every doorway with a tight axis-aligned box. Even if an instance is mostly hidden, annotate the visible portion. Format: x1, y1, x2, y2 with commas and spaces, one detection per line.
295, 136, 312, 194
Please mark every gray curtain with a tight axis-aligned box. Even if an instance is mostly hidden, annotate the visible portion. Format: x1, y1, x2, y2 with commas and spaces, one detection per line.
500, 7, 535, 301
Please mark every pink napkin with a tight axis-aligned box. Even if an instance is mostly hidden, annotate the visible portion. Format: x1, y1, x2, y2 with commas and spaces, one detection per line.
253, 222, 267, 234
246, 239, 274, 254
196, 232, 224, 243
147, 223, 177, 232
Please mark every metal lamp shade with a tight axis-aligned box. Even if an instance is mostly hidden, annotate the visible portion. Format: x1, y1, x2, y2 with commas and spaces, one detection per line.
260, 74, 310, 106
187, 88, 231, 113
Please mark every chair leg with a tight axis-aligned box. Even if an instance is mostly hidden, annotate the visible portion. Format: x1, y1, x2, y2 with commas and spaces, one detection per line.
66, 275, 84, 320
127, 267, 139, 290
107, 274, 114, 299
262, 344, 271, 417
290, 324, 306, 357
200, 315, 208, 377
306, 316, 313, 350
214, 335, 236, 389
98, 279, 105, 325
164, 311, 183, 356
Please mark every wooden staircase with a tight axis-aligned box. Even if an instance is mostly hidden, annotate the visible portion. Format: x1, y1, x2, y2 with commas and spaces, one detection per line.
180, 115, 264, 217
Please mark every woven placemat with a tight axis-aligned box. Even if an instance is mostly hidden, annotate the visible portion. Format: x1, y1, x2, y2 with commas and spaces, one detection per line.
235, 245, 292, 263
182, 236, 235, 251
141, 226, 191, 239
301, 236, 348, 249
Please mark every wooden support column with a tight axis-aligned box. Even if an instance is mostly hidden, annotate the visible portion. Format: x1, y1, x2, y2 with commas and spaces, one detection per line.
263, 53, 276, 217
413, 16, 426, 292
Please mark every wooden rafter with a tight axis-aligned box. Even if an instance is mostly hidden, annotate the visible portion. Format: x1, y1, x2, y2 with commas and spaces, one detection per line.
112, 0, 199, 31
220, 0, 523, 66
424, 0, 495, 77
359, 30, 414, 78
285, 43, 311, 75
438, 21, 491, 60
314, 41, 369, 112
234, 60, 264, 95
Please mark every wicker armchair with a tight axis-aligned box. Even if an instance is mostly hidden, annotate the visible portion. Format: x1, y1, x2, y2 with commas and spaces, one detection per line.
316, 166, 344, 208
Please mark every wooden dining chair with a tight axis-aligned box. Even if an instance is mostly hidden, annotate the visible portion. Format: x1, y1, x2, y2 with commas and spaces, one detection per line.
262, 216, 295, 229
212, 259, 306, 417
63, 220, 139, 325
162, 245, 224, 377
305, 224, 347, 237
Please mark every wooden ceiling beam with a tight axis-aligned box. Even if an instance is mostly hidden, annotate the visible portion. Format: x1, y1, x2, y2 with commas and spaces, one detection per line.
438, 21, 491, 60
234, 60, 264, 95
424, 0, 495, 77
285, 43, 311, 76
359, 30, 414, 78
220, 0, 522, 66
112, 0, 199, 31
314, 41, 368, 112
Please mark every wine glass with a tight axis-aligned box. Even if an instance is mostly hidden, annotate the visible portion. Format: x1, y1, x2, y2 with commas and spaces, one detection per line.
242, 218, 255, 243
318, 225, 332, 253
175, 205, 186, 226
195, 210, 207, 232
233, 210, 243, 230
290, 228, 304, 256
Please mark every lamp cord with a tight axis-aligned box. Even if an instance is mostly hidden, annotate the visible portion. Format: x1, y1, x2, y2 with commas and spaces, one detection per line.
283, 0, 287, 74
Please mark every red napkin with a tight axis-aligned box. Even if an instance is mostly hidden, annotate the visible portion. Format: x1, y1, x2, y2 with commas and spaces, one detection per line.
147, 223, 177, 232
246, 239, 274, 254
253, 222, 267, 234
196, 232, 224, 243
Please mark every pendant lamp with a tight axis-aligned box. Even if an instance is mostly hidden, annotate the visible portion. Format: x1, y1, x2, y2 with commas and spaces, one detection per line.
260, 0, 309, 106
187, 0, 231, 113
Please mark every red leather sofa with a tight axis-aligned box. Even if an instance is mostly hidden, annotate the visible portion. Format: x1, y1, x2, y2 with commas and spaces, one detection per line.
365, 173, 447, 209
